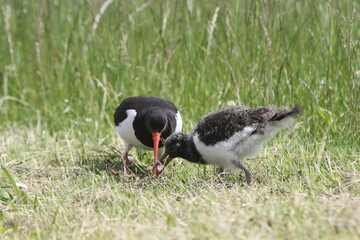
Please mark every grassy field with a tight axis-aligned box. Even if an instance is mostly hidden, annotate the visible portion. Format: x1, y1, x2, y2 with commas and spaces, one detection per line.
0, 0, 359, 239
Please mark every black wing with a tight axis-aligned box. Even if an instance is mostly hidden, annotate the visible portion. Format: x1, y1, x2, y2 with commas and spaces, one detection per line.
194, 106, 276, 146
114, 96, 178, 126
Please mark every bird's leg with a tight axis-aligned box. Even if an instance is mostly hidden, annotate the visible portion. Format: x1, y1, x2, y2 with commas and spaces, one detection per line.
123, 143, 132, 174
123, 151, 130, 173
243, 168, 252, 186
233, 160, 252, 185
122, 144, 133, 174
110, 144, 132, 175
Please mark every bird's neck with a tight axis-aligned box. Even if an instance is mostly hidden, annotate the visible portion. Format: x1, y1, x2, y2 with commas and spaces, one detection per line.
183, 136, 206, 164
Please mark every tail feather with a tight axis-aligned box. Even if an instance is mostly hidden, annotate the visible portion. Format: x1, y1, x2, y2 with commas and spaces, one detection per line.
270, 104, 302, 121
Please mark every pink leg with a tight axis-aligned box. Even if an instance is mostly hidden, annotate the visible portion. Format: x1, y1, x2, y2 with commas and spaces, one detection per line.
110, 144, 132, 176
122, 144, 132, 174
123, 151, 130, 173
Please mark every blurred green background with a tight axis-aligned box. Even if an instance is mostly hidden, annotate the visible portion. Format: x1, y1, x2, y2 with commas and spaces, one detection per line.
0, 0, 359, 146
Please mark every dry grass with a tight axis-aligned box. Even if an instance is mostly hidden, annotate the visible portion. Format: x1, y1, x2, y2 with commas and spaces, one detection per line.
1, 127, 359, 239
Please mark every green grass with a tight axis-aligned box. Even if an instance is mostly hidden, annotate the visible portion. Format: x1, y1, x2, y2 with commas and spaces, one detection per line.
0, 0, 359, 239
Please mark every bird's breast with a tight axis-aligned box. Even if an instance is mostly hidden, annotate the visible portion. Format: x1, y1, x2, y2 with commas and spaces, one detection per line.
116, 109, 152, 149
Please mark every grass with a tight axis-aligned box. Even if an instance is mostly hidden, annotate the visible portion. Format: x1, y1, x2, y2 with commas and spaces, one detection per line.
0, 0, 359, 239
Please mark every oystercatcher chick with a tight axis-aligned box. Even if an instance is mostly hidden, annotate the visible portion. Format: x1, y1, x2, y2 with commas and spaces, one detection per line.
114, 96, 182, 175
155, 104, 302, 185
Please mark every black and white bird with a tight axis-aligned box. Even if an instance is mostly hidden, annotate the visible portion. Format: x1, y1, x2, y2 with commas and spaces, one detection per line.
154, 105, 302, 185
114, 96, 182, 175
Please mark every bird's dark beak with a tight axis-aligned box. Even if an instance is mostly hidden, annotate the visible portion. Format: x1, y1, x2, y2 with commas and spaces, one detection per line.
153, 153, 173, 177
160, 152, 169, 163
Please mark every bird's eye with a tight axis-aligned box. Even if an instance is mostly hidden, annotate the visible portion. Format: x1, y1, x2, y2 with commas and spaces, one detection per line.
175, 143, 181, 147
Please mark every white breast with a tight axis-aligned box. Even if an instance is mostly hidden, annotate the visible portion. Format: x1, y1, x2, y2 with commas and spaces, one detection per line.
175, 111, 183, 132
115, 109, 152, 150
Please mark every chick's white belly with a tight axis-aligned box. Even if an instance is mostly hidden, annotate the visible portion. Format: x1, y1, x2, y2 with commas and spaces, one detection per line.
193, 134, 237, 169
193, 130, 266, 169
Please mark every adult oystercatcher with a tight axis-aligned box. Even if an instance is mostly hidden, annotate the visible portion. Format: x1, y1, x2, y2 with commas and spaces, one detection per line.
154, 104, 302, 185
114, 96, 182, 175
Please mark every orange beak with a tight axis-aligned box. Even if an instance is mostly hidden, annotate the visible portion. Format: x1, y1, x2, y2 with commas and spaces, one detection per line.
152, 132, 161, 176
152, 132, 161, 163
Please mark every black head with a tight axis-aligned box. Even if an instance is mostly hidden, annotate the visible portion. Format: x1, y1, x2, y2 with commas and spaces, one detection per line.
144, 109, 168, 133
155, 132, 195, 177
164, 132, 189, 159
